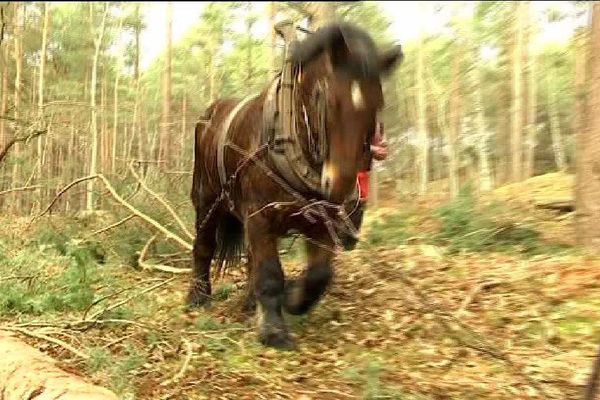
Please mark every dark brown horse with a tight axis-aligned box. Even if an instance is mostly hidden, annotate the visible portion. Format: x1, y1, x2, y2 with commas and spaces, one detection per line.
187, 21, 403, 349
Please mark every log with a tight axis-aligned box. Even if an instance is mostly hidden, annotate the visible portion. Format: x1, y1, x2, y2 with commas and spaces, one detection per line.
0, 331, 118, 399
533, 199, 575, 213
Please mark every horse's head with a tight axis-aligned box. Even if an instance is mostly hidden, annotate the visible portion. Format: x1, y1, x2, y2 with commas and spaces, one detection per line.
290, 22, 403, 203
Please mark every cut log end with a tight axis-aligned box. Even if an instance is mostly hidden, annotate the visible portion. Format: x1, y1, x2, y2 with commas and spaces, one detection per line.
0, 332, 118, 399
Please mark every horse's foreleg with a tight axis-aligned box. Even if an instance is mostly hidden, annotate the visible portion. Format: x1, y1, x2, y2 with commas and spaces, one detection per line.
284, 236, 334, 315
186, 203, 218, 308
247, 216, 295, 350
240, 246, 257, 314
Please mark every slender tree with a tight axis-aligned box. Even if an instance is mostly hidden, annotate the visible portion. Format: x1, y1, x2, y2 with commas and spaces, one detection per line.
159, 1, 172, 167
511, 1, 525, 182
575, 2, 600, 252
86, 2, 108, 211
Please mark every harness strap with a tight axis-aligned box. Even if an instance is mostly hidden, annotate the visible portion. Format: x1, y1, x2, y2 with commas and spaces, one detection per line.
216, 94, 260, 187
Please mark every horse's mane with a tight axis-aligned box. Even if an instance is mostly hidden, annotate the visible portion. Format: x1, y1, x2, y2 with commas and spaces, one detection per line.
289, 22, 381, 80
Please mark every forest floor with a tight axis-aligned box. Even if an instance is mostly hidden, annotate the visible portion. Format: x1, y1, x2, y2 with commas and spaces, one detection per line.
0, 172, 598, 400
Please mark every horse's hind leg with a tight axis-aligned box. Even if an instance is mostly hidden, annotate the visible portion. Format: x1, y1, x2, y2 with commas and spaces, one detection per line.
284, 237, 334, 315
186, 200, 218, 308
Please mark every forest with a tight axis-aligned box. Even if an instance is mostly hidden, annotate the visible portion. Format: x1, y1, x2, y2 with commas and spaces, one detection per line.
0, 1, 599, 399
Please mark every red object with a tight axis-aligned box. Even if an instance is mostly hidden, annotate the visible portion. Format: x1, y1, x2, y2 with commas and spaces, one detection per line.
357, 171, 369, 200
356, 122, 387, 200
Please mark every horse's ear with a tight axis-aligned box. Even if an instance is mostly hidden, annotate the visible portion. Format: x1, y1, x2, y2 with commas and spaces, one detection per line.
379, 45, 404, 75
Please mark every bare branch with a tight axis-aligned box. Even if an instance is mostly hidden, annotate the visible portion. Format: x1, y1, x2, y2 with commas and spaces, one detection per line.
128, 163, 194, 241
138, 234, 191, 274
0, 129, 46, 164
0, 185, 43, 196
84, 214, 136, 239
30, 174, 193, 251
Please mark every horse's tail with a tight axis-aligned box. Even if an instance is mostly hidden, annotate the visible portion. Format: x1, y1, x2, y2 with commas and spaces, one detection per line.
214, 212, 245, 276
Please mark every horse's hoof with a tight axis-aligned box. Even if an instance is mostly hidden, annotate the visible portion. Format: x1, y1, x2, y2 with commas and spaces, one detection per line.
186, 291, 211, 309
259, 329, 296, 351
241, 299, 256, 315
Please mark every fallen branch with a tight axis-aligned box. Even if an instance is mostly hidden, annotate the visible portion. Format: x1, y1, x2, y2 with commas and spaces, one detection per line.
30, 174, 193, 251
455, 280, 502, 317
84, 214, 136, 239
138, 234, 191, 274
87, 277, 176, 321
160, 338, 193, 387
128, 163, 194, 242
0, 326, 89, 360
0, 185, 43, 196
0, 129, 47, 164
0, 331, 117, 399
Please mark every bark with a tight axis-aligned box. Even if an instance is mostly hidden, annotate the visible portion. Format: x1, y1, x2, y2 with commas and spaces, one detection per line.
448, 50, 460, 198
10, 3, 23, 213
0, 45, 7, 147
159, 1, 172, 167
575, 3, 600, 252
180, 94, 186, 170
112, 12, 125, 175
0, 331, 118, 399
36, 2, 49, 204
86, 3, 108, 211
547, 77, 567, 171
267, 2, 277, 80
511, 1, 525, 182
245, 8, 254, 85
134, 4, 140, 83
417, 33, 428, 194
524, 2, 537, 178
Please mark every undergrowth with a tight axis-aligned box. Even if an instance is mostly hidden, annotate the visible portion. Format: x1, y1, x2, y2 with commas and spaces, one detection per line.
356, 184, 572, 257
0, 238, 107, 316
432, 184, 572, 255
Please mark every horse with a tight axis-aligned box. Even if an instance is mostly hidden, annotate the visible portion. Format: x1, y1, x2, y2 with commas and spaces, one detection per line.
187, 21, 404, 350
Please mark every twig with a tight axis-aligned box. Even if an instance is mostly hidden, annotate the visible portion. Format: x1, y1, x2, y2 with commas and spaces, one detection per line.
103, 334, 135, 349
0, 326, 89, 360
138, 234, 191, 274
160, 338, 193, 386
455, 280, 502, 317
389, 262, 553, 398
0, 185, 43, 196
0, 129, 47, 163
128, 163, 194, 241
87, 277, 176, 321
30, 174, 193, 251
30, 175, 98, 224
0, 275, 36, 282
84, 214, 136, 239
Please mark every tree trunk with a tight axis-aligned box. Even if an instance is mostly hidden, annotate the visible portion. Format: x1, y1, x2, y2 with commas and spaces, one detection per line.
36, 2, 49, 205
0, 45, 7, 148
417, 34, 428, 194
101, 69, 108, 175
548, 78, 567, 172
180, 94, 186, 170
0, 332, 118, 399
159, 1, 172, 167
246, 7, 254, 86
112, 11, 125, 175
511, 1, 525, 182
267, 2, 277, 80
524, 2, 537, 178
11, 2, 23, 213
86, 3, 108, 211
448, 49, 460, 198
575, 3, 600, 252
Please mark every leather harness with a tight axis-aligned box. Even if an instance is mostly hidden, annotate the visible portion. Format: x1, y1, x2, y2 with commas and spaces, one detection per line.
213, 25, 361, 210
